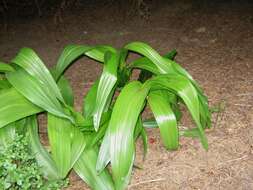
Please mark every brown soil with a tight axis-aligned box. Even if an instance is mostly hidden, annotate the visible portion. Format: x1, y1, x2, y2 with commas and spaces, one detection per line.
0, 1, 253, 189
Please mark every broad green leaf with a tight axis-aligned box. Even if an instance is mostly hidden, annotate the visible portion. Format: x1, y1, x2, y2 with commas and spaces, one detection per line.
0, 79, 12, 89
11, 48, 65, 103
134, 117, 148, 159
125, 42, 174, 74
0, 62, 15, 72
96, 112, 127, 174
97, 82, 148, 177
129, 53, 160, 75
148, 90, 179, 150
70, 126, 87, 166
108, 81, 150, 190
6, 67, 73, 122
55, 45, 116, 81
47, 114, 86, 178
0, 88, 42, 128
129, 49, 177, 75
74, 144, 115, 190
96, 128, 111, 173
55, 45, 91, 81
48, 73, 85, 178
147, 74, 208, 149
47, 114, 72, 178
171, 62, 211, 128
83, 80, 99, 117
85, 45, 117, 62
93, 51, 119, 130
26, 115, 60, 180
57, 76, 74, 106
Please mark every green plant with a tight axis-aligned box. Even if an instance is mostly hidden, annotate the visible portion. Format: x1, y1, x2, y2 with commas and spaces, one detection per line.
0, 132, 68, 190
0, 42, 211, 190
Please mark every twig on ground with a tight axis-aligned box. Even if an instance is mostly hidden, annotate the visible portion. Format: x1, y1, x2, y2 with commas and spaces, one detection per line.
217, 155, 249, 167
128, 178, 165, 189
234, 104, 252, 107
236, 93, 253, 96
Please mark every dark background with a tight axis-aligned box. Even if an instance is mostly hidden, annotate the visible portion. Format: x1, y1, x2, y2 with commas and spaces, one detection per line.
1, 0, 253, 19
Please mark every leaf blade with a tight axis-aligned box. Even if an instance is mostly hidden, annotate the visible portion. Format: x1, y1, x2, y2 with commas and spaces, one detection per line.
0, 62, 15, 72
148, 74, 208, 149
6, 67, 73, 122
107, 81, 150, 190
12, 48, 65, 102
74, 144, 115, 190
93, 51, 119, 130
148, 90, 179, 150
0, 88, 42, 128
26, 115, 60, 180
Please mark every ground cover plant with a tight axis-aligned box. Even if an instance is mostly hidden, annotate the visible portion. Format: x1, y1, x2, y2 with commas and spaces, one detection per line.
0, 132, 68, 190
0, 41, 211, 190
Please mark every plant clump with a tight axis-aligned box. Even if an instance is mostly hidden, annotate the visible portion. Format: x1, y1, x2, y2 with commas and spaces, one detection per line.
0, 41, 211, 190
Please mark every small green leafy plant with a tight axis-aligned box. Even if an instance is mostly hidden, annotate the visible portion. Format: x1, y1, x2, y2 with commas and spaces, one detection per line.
0, 133, 68, 190
0, 42, 211, 190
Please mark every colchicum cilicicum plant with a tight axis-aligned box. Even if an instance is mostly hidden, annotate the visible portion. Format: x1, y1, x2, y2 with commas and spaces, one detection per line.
0, 42, 211, 190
